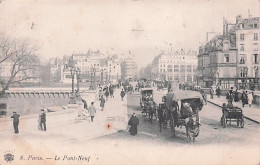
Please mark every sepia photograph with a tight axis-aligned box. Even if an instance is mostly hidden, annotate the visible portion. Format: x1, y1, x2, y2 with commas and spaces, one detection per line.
0, 0, 259, 164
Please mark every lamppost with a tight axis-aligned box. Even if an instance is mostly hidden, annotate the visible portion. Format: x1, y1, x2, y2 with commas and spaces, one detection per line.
100, 69, 107, 85
215, 69, 220, 86
243, 66, 248, 89
64, 56, 77, 104
70, 67, 76, 93
254, 66, 258, 90
90, 67, 96, 86
76, 67, 81, 93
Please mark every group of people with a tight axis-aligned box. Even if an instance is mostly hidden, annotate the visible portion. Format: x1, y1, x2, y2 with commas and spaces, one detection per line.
226, 89, 254, 107
11, 109, 47, 134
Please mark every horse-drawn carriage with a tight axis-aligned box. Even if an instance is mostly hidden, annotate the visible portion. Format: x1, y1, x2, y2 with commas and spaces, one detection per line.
220, 105, 244, 128
140, 88, 157, 123
158, 91, 204, 142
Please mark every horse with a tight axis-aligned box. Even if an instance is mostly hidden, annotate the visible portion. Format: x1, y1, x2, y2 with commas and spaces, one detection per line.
148, 101, 157, 124
185, 114, 200, 143
157, 104, 168, 132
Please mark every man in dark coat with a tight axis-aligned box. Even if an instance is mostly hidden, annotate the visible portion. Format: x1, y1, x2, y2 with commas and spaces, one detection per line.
216, 87, 221, 98
82, 99, 88, 110
109, 85, 114, 98
241, 91, 248, 107
40, 109, 46, 131
11, 112, 20, 134
128, 113, 139, 135
104, 89, 109, 101
120, 89, 125, 101
233, 89, 239, 102
100, 95, 106, 111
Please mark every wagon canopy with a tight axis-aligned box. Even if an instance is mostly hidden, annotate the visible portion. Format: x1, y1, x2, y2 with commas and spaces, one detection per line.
140, 88, 153, 94
166, 91, 204, 104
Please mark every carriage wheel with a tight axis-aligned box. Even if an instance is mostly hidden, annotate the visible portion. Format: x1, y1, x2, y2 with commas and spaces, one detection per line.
170, 114, 175, 137
240, 115, 244, 128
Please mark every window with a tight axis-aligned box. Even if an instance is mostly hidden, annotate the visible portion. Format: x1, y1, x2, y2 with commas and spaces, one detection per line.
254, 33, 258, 41
240, 34, 244, 41
240, 24, 244, 28
239, 54, 245, 64
160, 69, 162, 73
174, 65, 179, 72
254, 24, 258, 28
253, 43, 258, 51
223, 42, 229, 51
240, 44, 244, 51
180, 65, 185, 72
187, 65, 192, 72
254, 54, 258, 64
224, 54, 229, 63
167, 65, 172, 72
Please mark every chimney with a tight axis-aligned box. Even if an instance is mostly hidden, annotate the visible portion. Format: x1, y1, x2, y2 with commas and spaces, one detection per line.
236, 15, 242, 24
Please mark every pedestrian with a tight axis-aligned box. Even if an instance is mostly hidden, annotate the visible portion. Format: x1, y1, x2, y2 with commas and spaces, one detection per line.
109, 85, 114, 98
105, 89, 109, 101
88, 102, 96, 122
40, 109, 46, 131
100, 95, 106, 111
120, 89, 125, 101
128, 113, 139, 136
210, 88, 214, 99
234, 89, 239, 102
241, 91, 247, 107
248, 91, 253, 107
11, 112, 20, 134
216, 87, 221, 98
82, 99, 88, 110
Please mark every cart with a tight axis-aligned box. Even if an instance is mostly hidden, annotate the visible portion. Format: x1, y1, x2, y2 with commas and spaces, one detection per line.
161, 91, 205, 142
220, 107, 244, 128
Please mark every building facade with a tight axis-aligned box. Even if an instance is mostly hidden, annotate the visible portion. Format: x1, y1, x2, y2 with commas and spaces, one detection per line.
60, 50, 121, 84
236, 15, 260, 89
198, 14, 260, 89
151, 49, 198, 82
121, 56, 138, 80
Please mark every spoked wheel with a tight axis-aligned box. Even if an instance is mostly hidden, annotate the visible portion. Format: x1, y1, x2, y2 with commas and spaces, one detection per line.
237, 119, 240, 126
170, 114, 175, 137
240, 115, 244, 128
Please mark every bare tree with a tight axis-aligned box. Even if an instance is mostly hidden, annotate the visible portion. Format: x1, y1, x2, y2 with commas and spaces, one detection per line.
0, 35, 40, 96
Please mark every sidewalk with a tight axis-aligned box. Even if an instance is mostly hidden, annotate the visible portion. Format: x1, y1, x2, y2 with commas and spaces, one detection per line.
207, 95, 260, 123
0, 88, 128, 146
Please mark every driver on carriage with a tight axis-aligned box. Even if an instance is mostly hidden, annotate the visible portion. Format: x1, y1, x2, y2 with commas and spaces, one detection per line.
182, 102, 200, 127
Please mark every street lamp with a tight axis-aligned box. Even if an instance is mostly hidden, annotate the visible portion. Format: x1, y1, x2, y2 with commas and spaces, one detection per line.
254, 66, 258, 90
215, 69, 220, 86
90, 67, 96, 86
100, 69, 107, 85
69, 65, 76, 93
243, 66, 248, 89
76, 67, 81, 93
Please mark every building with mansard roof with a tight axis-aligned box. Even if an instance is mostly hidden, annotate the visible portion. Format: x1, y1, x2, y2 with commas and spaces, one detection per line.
197, 14, 259, 90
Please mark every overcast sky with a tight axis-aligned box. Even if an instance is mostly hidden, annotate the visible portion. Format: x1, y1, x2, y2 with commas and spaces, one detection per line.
0, 0, 259, 67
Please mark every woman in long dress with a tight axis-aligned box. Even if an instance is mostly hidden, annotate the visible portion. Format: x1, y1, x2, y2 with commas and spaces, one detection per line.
247, 92, 253, 107
128, 113, 139, 135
